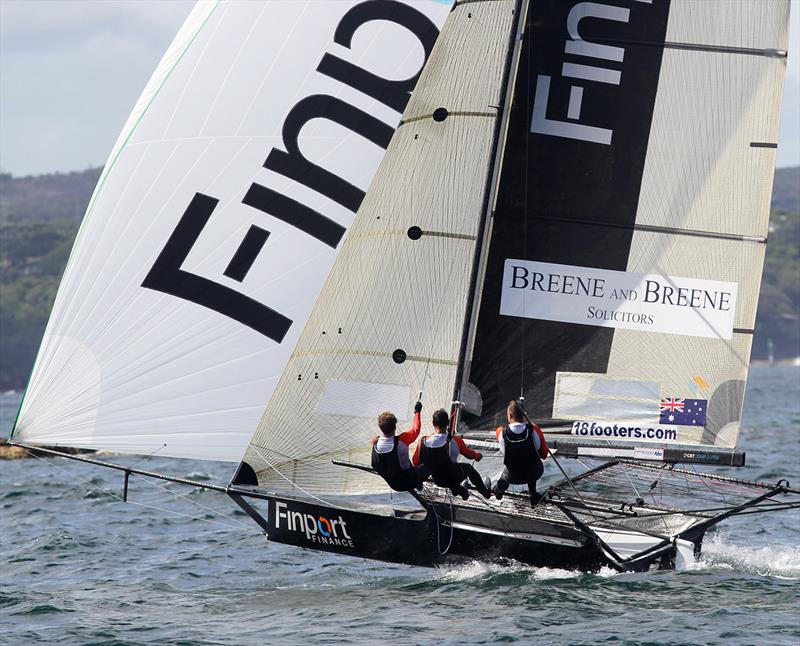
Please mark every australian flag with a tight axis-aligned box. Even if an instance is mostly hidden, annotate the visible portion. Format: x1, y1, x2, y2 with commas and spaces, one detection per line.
660, 397, 707, 426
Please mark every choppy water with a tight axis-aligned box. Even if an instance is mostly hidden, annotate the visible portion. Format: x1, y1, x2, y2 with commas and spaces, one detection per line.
2, 365, 799, 645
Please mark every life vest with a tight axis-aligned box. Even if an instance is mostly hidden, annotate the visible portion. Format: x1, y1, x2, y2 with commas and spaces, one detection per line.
419, 436, 462, 488
371, 436, 417, 491
502, 424, 543, 485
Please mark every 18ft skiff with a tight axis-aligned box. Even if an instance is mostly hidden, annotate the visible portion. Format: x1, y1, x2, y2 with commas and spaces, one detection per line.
11, 0, 799, 571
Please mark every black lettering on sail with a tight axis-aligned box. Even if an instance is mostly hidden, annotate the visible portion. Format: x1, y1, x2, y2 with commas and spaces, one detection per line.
259, 95, 394, 215
242, 182, 346, 249
223, 225, 271, 282
143, 1, 442, 342
142, 193, 293, 343
317, 0, 440, 113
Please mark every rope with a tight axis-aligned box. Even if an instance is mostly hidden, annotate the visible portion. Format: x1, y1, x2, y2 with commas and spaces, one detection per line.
25, 449, 259, 535
129, 472, 253, 530
250, 446, 350, 511
124, 443, 168, 471
431, 491, 455, 555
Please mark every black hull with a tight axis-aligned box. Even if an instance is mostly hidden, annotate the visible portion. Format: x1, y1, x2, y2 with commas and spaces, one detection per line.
240, 491, 681, 572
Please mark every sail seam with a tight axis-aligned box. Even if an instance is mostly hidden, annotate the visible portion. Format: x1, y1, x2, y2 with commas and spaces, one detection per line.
528, 215, 767, 244
399, 110, 495, 126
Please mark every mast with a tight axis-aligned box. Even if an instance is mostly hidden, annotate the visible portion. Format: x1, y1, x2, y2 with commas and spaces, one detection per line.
453, 0, 529, 409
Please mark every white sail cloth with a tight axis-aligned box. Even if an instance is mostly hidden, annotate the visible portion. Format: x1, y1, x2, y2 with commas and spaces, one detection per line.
13, 0, 452, 461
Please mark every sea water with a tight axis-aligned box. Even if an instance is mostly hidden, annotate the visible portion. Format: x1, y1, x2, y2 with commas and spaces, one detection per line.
1, 365, 798, 645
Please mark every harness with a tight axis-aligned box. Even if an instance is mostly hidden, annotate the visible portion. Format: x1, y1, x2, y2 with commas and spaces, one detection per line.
502, 423, 543, 484
371, 436, 417, 491
420, 436, 462, 488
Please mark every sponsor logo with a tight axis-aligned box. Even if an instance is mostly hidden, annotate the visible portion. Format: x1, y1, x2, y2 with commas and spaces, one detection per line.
142, 2, 441, 343
530, 1, 650, 145
680, 452, 721, 463
500, 260, 737, 340
571, 421, 677, 441
274, 501, 355, 548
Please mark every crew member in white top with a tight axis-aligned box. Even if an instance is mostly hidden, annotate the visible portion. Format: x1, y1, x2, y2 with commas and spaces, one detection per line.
413, 408, 492, 500
371, 401, 430, 491
493, 400, 549, 507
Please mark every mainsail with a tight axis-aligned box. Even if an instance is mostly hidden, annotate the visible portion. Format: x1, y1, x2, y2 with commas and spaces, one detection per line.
241, 0, 522, 494
461, 0, 790, 452
12, 0, 452, 461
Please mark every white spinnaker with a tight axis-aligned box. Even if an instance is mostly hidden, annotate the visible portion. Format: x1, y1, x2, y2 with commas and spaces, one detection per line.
242, 0, 519, 493
13, 0, 452, 461
597, 0, 790, 447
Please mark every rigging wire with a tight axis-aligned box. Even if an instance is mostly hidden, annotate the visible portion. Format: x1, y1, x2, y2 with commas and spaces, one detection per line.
124, 442, 168, 471
250, 446, 351, 511
128, 471, 253, 530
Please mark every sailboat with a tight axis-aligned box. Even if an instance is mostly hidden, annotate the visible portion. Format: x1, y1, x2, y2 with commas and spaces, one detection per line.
11, 0, 799, 572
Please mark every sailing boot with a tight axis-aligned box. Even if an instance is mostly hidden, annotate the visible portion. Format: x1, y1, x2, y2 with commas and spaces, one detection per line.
453, 484, 470, 501
493, 478, 508, 501
472, 475, 491, 499
482, 476, 493, 499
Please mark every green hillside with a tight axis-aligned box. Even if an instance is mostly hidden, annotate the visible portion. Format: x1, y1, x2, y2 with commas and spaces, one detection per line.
0, 166, 798, 390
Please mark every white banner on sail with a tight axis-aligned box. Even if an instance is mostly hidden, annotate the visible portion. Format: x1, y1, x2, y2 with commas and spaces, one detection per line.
500, 259, 738, 340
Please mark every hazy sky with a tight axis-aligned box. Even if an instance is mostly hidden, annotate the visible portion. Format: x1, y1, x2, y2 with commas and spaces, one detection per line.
1, 0, 798, 177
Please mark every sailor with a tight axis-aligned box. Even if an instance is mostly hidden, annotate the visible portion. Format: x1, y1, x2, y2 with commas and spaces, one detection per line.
412, 408, 492, 500
493, 400, 549, 507
371, 402, 430, 492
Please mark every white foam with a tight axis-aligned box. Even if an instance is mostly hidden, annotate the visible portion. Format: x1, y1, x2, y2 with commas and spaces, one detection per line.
697, 534, 800, 579
434, 559, 611, 582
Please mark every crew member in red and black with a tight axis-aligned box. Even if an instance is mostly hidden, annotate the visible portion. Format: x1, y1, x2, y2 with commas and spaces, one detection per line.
371, 402, 430, 492
493, 400, 549, 507
412, 408, 492, 500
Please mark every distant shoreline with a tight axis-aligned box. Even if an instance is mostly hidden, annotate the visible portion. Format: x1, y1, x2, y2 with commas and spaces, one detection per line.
751, 358, 800, 366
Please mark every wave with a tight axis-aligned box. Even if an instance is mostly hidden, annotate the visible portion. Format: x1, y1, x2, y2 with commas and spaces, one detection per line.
697, 533, 800, 578
434, 558, 619, 584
